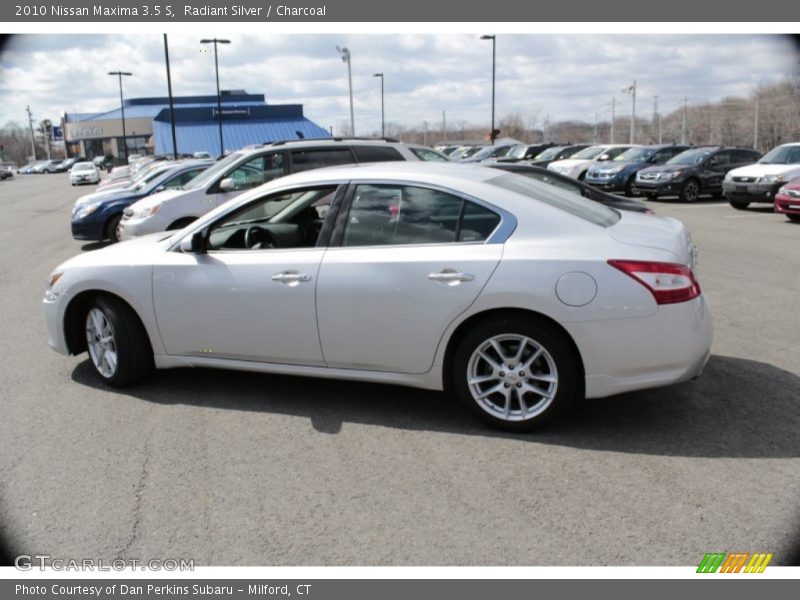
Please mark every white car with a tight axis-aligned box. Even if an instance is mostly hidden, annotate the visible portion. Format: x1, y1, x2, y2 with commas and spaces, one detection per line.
118, 139, 452, 241
43, 163, 712, 431
548, 144, 636, 180
723, 142, 800, 209
69, 162, 101, 185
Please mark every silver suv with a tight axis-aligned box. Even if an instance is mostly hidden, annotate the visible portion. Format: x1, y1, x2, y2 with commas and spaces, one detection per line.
118, 138, 450, 240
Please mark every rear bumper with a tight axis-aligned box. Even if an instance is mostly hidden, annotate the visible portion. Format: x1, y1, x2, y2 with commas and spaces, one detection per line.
723, 181, 781, 204
568, 294, 714, 399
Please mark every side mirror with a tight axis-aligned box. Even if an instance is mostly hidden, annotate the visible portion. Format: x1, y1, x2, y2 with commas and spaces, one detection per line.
599, 154, 611, 161
219, 177, 237, 192
180, 230, 206, 254
154, 185, 166, 193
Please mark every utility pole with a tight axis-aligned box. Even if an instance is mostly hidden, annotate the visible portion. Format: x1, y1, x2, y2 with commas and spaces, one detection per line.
164, 34, 179, 159
41, 122, 51, 160
681, 97, 687, 144
754, 99, 760, 150
543, 113, 550, 142
26, 105, 37, 161
336, 46, 355, 136
442, 110, 447, 144
423, 120, 428, 146
652, 96, 658, 143
593, 112, 598, 142
610, 97, 615, 144
621, 80, 637, 144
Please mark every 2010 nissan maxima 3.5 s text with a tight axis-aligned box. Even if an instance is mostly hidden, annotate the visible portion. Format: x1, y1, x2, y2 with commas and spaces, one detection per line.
43, 163, 713, 431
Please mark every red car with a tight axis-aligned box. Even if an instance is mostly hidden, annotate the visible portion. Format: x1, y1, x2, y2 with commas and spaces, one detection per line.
775, 181, 800, 222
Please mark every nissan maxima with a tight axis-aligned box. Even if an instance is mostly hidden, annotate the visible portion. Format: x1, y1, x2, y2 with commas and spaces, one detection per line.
43, 163, 712, 431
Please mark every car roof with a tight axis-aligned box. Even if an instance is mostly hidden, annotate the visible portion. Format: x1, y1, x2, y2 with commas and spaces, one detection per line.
261, 161, 506, 187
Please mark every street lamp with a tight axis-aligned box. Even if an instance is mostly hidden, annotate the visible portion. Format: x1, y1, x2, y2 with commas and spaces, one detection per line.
200, 38, 231, 157
480, 35, 496, 144
336, 46, 355, 136
373, 73, 384, 137
108, 71, 132, 163
622, 80, 637, 144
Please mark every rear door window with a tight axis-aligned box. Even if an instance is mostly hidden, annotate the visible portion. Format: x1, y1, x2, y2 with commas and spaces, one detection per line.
353, 146, 404, 162
341, 184, 500, 247
290, 148, 356, 172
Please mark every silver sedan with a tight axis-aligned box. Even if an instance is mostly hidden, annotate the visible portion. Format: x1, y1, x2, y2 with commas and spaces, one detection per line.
44, 163, 712, 430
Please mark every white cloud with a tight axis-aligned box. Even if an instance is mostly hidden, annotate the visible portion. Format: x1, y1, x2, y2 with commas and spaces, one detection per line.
1, 33, 796, 136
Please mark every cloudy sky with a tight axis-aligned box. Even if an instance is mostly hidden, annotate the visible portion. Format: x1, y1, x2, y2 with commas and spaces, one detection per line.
0, 33, 797, 135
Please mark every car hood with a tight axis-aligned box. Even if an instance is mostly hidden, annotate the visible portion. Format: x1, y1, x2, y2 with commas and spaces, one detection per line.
57, 232, 174, 271
549, 159, 593, 170
728, 163, 800, 179
607, 211, 694, 265
73, 187, 144, 210
638, 164, 688, 174
127, 188, 187, 211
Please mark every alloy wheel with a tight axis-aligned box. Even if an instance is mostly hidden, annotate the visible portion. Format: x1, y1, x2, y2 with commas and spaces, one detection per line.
466, 334, 559, 422
86, 308, 118, 378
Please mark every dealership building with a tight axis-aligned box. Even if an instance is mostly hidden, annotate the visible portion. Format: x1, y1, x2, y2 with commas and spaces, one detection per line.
61, 90, 330, 159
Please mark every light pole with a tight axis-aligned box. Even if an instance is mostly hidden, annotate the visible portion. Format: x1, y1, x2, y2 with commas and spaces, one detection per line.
622, 80, 637, 144
108, 71, 132, 163
336, 46, 355, 136
373, 72, 384, 138
200, 38, 231, 157
480, 35, 496, 144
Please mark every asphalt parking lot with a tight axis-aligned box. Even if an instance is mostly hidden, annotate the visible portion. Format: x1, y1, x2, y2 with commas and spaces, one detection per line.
0, 173, 798, 566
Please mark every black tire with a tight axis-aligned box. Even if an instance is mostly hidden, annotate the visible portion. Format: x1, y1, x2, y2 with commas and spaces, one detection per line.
451, 316, 579, 431
577, 171, 587, 182
646, 193, 657, 200
166, 217, 196, 231
787, 214, 800, 223
84, 295, 154, 387
679, 178, 701, 203
624, 176, 636, 197
711, 190, 724, 199
729, 200, 750, 210
106, 213, 123, 243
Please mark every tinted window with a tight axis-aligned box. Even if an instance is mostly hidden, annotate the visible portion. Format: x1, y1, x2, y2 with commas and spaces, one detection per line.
291, 148, 355, 172
342, 184, 499, 247
736, 150, 762, 163
487, 174, 619, 227
652, 148, 678, 163
226, 153, 284, 191
353, 146, 404, 162
707, 152, 731, 168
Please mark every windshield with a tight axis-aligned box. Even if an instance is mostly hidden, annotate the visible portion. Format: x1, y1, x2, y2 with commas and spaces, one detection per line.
73, 163, 93, 171
571, 146, 607, 160
667, 148, 714, 166
533, 146, 563, 161
183, 152, 244, 190
487, 174, 619, 226
614, 147, 655, 162
507, 145, 531, 159
759, 145, 800, 165
469, 146, 506, 160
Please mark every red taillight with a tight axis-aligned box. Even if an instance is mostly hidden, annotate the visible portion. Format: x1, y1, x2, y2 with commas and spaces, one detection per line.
608, 259, 701, 305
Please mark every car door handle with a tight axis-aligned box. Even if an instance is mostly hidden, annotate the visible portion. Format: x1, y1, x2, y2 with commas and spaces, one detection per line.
271, 272, 312, 286
427, 269, 475, 285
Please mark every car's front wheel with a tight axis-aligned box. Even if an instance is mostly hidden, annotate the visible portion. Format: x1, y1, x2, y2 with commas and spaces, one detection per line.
452, 316, 578, 431
729, 200, 750, 210
680, 178, 701, 202
84, 296, 153, 387
106, 214, 123, 243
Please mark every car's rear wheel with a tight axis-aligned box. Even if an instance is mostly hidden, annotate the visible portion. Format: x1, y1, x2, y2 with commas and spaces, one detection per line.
452, 316, 578, 431
680, 179, 701, 202
84, 296, 153, 387
786, 214, 800, 223
729, 200, 750, 210
106, 214, 123, 243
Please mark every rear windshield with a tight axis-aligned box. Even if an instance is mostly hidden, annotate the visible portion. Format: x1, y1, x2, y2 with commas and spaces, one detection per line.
533, 146, 563, 160
486, 174, 620, 227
